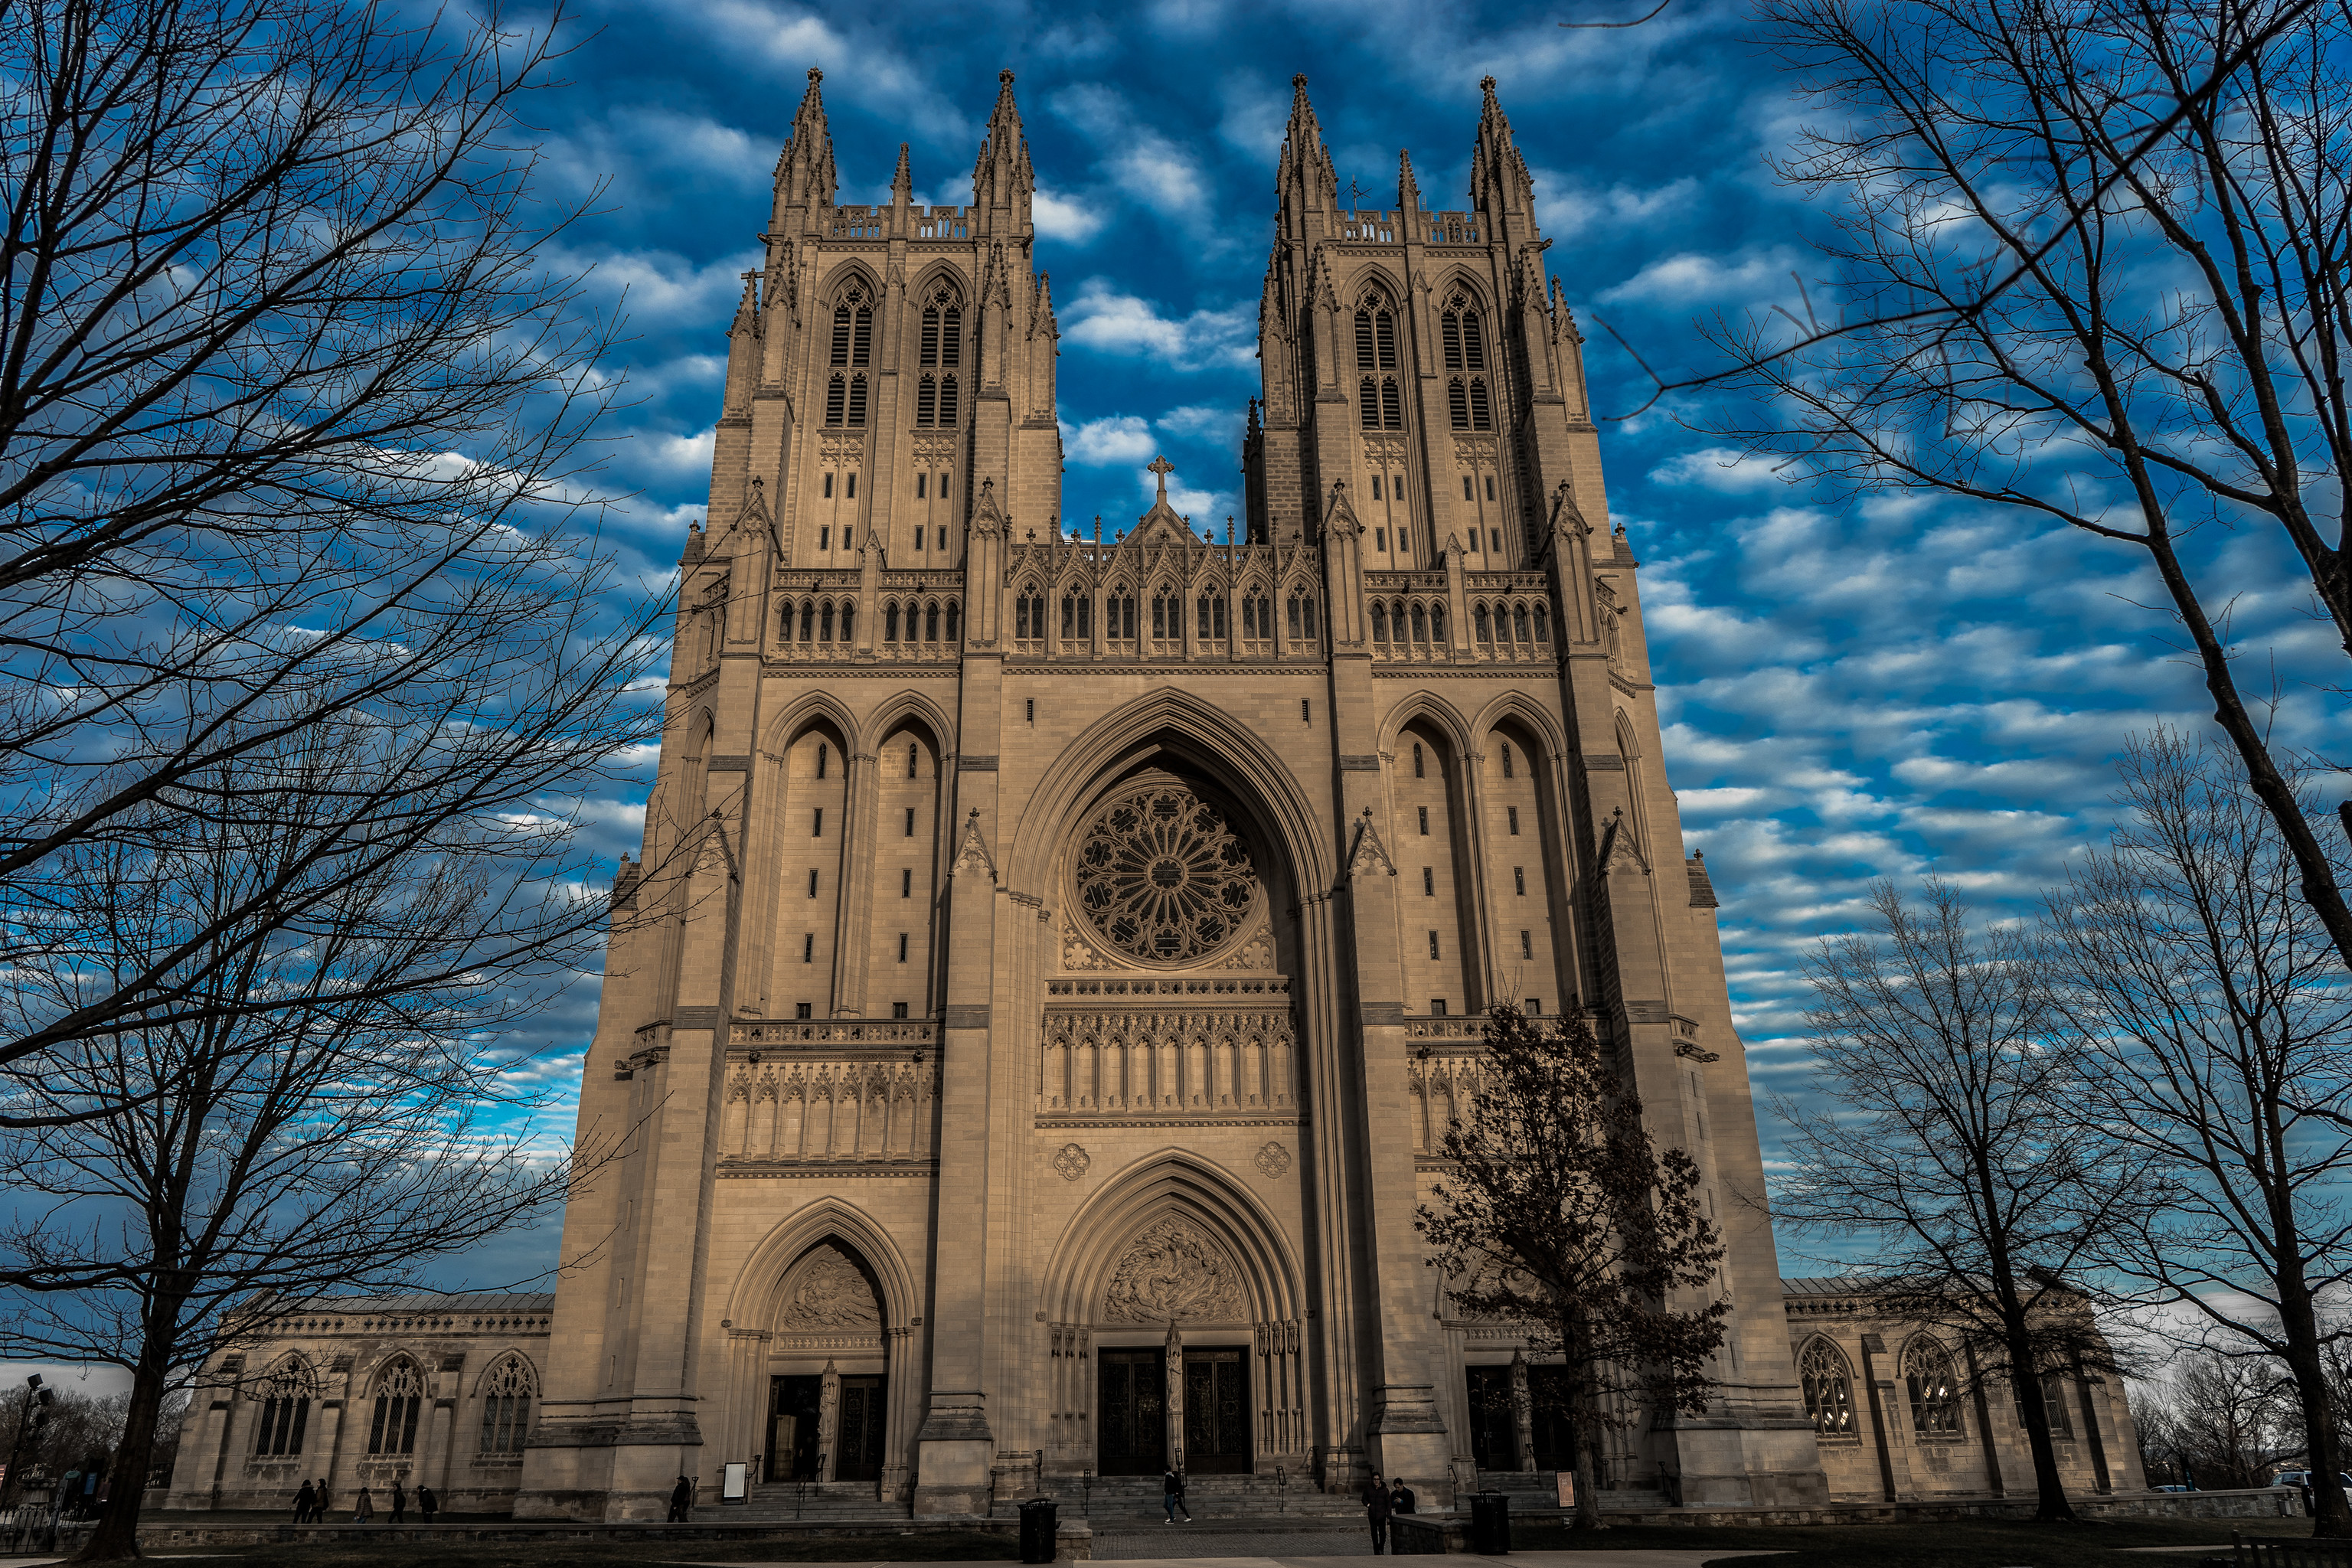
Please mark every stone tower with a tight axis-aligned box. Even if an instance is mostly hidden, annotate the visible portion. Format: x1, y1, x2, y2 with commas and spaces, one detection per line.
516, 70, 1828, 1522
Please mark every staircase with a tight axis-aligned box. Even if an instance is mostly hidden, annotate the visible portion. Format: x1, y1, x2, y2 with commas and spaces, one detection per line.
698, 1480, 910, 1523
1017, 1473, 1364, 1523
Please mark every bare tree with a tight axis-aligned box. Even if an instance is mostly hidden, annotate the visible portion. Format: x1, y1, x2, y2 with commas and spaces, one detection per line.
2136, 1346, 2300, 1491
0, 717, 609, 1564
0, 0, 662, 1085
2043, 730, 2352, 1532
1773, 880, 2144, 1522
1414, 1005, 1727, 1530
1710, 0, 2352, 969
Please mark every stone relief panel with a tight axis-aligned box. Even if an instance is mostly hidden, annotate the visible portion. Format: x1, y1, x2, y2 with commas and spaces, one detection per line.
1101, 1217, 1246, 1324
719, 1058, 938, 1162
1039, 1007, 1296, 1119
779, 1242, 883, 1331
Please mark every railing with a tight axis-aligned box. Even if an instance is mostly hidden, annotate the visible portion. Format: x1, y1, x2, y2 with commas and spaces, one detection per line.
1429, 212, 1482, 244
730, 1018, 939, 1048
1342, 211, 1398, 243
828, 207, 888, 239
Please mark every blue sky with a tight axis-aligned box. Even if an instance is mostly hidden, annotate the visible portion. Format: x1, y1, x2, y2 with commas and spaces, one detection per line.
439, 0, 2344, 1288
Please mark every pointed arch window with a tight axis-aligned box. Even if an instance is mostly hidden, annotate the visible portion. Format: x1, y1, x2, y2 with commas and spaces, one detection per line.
1354, 302, 1403, 430
253, 1360, 315, 1457
918, 286, 961, 426
479, 1354, 537, 1455
1800, 1340, 1857, 1441
1903, 1339, 1963, 1439
1442, 293, 1492, 430
831, 296, 872, 368
1371, 603, 1389, 642
368, 1358, 424, 1455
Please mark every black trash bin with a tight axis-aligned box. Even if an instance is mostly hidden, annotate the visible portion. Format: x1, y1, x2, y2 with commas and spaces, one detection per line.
1018, 1497, 1059, 1565
1468, 1490, 1510, 1555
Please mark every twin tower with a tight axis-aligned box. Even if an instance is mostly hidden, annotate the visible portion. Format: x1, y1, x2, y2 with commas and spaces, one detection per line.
516, 68, 1827, 1520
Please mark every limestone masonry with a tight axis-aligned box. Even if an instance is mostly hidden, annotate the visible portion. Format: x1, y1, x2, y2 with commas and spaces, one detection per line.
161, 67, 2147, 1522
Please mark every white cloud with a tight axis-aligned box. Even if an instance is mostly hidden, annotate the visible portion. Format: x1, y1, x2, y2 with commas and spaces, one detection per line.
1034, 186, 1107, 244
1650, 446, 1792, 494
1533, 173, 1700, 240
1063, 415, 1157, 466
1597, 245, 1811, 308
1060, 279, 1254, 370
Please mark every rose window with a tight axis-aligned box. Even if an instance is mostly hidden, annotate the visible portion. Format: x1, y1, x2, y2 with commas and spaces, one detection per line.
1073, 783, 1259, 964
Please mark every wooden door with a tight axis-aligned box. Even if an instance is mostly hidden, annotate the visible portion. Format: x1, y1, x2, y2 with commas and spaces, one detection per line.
1182, 1348, 1251, 1475
836, 1376, 887, 1481
1097, 1349, 1167, 1475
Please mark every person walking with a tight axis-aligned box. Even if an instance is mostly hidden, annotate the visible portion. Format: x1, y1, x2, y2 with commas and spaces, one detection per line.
351, 1486, 374, 1524
310, 1480, 329, 1521
292, 1481, 315, 1524
389, 1479, 407, 1524
1389, 1477, 1415, 1514
667, 1475, 694, 1522
418, 1484, 437, 1524
1161, 1466, 1191, 1523
1361, 1470, 1391, 1554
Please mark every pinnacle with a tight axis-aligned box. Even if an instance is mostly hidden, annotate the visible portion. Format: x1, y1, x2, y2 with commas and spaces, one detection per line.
1397, 147, 1421, 208
891, 142, 913, 201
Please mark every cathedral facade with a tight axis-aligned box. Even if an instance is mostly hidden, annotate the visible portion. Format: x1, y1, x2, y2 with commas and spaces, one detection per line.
516, 67, 1830, 1523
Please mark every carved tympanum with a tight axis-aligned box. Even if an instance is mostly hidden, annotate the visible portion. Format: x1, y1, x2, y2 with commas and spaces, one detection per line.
778, 1242, 882, 1330
1102, 1217, 1244, 1323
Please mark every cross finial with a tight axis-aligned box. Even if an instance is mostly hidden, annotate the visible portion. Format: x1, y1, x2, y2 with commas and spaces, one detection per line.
1147, 454, 1174, 499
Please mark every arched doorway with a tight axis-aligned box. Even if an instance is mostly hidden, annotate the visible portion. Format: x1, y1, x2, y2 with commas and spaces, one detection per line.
764, 1240, 889, 1484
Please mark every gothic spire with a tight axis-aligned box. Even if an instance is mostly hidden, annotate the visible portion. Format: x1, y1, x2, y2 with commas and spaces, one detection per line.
1469, 74, 1534, 220
1275, 73, 1339, 234
891, 142, 913, 206
972, 68, 1034, 231
776, 66, 837, 212
1397, 147, 1422, 215
722, 271, 761, 415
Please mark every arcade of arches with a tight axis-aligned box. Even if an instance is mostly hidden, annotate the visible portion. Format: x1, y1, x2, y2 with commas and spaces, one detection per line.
498, 66, 2149, 1526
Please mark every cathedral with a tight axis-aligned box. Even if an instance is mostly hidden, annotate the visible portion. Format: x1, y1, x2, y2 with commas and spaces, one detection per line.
495, 67, 2143, 1523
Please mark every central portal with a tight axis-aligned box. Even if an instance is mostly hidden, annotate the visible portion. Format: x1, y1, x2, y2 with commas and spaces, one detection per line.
1181, 1348, 1251, 1474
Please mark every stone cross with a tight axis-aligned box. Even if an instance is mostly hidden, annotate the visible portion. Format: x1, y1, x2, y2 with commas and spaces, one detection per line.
1148, 454, 1174, 500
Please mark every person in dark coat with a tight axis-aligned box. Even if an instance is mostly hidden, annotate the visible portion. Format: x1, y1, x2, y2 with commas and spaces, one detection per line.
292, 1481, 315, 1524
389, 1479, 407, 1524
418, 1484, 437, 1524
311, 1480, 329, 1521
1389, 1478, 1415, 1514
1361, 1471, 1392, 1553
351, 1486, 373, 1524
1161, 1466, 1191, 1522
668, 1475, 694, 1522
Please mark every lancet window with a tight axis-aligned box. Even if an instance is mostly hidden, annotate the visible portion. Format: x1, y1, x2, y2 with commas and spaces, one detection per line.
1799, 1340, 1857, 1441
1442, 292, 1492, 431
1355, 300, 1402, 430
1903, 1339, 1963, 1439
827, 286, 874, 427
253, 1358, 315, 1457
478, 1354, 536, 1456
917, 285, 962, 427
368, 1357, 424, 1455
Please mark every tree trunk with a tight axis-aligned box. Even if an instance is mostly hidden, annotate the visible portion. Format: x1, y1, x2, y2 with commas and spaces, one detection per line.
2002, 1319, 2076, 1524
1564, 1319, 1604, 1530
2276, 1286, 2352, 1537
72, 1316, 181, 1564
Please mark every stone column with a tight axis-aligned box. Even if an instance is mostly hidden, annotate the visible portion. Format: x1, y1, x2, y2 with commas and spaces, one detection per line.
818, 1361, 841, 1484
1509, 1351, 1537, 1473
1165, 1322, 1185, 1475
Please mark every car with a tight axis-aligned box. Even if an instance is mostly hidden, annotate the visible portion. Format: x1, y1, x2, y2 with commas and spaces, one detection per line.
2271, 1471, 2352, 1489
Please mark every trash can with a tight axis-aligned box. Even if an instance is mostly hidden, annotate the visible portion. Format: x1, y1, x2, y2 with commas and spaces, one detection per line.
1018, 1496, 1059, 1565
1469, 1490, 1511, 1555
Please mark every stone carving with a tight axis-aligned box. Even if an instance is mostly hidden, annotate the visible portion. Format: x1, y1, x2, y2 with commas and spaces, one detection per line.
778, 1243, 881, 1331
1072, 782, 1259, 965
1253, 1141, 1292, 1178
1053, 1142, 1090, 1181
1102, 1217, 1244, 1324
